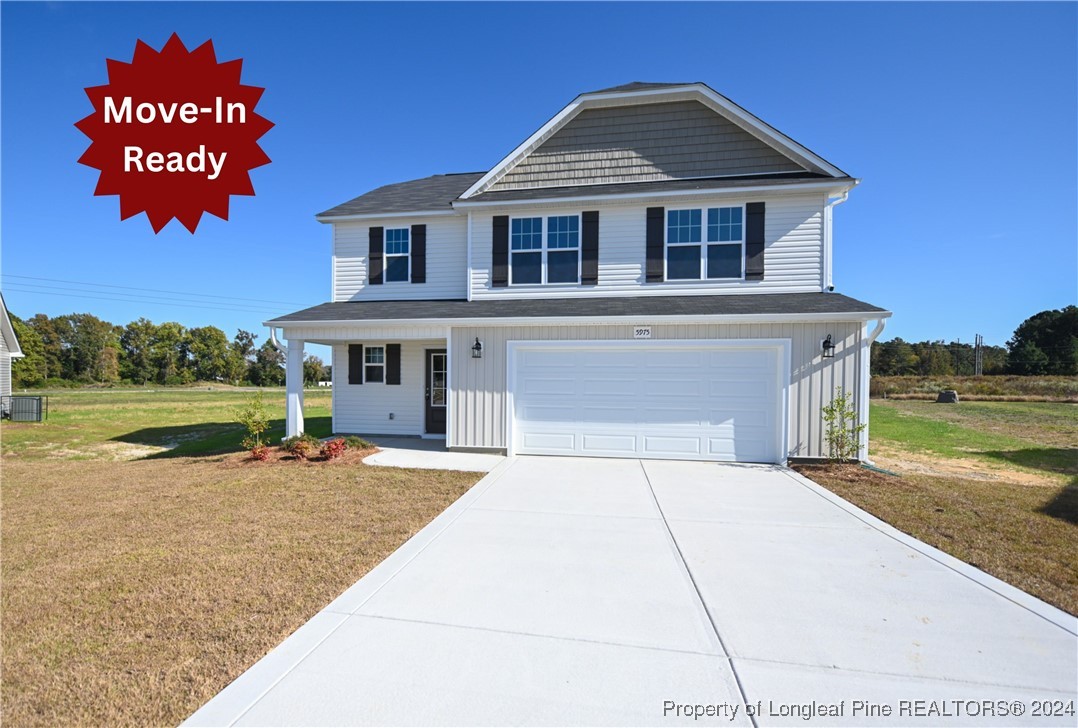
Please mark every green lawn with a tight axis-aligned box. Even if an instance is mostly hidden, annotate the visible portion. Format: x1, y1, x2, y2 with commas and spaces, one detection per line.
1, 388, 333, 460
871, 400, 1077, 481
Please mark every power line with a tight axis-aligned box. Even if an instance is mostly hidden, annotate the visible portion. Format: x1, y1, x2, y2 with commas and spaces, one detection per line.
1, 273, 309, 307
2, 286, 283, 316
4, 282, 283, 314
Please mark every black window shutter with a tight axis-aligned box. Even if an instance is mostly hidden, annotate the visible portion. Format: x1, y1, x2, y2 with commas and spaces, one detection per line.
410, 225, 426, 284
385, 344, 401, 385
492, 215, 509, 288
581, 211, 599, 285
368, 227, 384, 285
745, 202, 766, 280
645, 207, 665, 282
348, 344, 364, 385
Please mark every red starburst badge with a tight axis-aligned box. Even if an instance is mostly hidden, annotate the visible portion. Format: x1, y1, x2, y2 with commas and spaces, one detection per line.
76, 34, 274, 233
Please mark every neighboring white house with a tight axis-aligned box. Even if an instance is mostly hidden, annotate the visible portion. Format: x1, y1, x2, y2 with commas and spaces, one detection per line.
267, 82, 890, 463
0, 292, 25, 397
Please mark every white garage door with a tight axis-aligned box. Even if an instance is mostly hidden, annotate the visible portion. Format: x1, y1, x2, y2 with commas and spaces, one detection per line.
509, 340, 787, 463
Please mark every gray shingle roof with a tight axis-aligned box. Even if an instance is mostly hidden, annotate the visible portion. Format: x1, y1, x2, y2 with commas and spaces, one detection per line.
267, 293, 888, 325
584, 82, 696, 95
464, 173, 847, 204
317, 172, 485, 218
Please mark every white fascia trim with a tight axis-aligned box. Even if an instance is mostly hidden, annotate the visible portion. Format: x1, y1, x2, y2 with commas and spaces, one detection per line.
265, 311, 893, 329
315, 209, 459, 224
460, 84, 847, 199
454, 179, 858, 209
460, 99, 585, 199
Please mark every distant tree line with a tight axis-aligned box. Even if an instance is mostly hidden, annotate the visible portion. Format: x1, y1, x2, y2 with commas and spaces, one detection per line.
9, 312, 329, 389
872, 306, 1077, 377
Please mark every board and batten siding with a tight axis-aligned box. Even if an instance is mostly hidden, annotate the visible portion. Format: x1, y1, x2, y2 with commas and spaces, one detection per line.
333, 216, 467, 301
0, 329, 10, 397
470, 192, 825, 299
489, 101, 805, 191
331, 339, 445, 435
449, 321, 862, 458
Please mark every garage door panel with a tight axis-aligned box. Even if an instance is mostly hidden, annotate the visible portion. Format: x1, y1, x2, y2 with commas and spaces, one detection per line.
650, 379, 705, 397
519, 350, 576, 368
708, 436, 770, 460
521, 431, 576, 451
519, 404, 576, 422
644, 350, 707, 368
643, 406, 706, 424
578, 351, 637, 369
708, 349, 773, 368
512, 342, 785, 464
643, 435, 703, 455
581, 378, 638, 396
709, 379, 770, 398
580, 404, 638, 423
581, 434, 637, 453
521, 377, 576, 396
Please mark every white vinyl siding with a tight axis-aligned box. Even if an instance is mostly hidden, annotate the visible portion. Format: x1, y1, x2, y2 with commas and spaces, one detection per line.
449, 321, 862, 459
333, 216, 467, 301
331, 339, 445, 435
470, 193, 825, 298
0, 331, 10, 397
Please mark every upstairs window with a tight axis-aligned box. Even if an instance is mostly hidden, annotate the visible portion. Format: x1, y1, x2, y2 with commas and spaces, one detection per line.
510, 215, 580, 285
666, 206, 744, 280
384, 228, 410, 282
364, 346, 385, 383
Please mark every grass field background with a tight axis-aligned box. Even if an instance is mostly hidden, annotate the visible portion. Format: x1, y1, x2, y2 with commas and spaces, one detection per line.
1, 387, 333, 460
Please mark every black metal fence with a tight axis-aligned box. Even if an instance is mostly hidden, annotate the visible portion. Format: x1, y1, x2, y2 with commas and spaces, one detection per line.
0, 395, 48, 422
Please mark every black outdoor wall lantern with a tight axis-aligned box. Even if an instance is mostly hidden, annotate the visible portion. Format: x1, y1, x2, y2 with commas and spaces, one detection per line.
821, 334, 835, 359
471, 337, 483, 359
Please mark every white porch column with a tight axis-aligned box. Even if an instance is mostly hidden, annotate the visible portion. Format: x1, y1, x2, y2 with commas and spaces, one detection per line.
285, 339, 305, 438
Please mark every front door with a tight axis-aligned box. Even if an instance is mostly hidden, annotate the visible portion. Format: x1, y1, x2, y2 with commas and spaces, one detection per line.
425, 349, 447, 435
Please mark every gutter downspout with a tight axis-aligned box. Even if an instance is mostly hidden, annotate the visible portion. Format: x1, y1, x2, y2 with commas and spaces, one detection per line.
859, 317, 888, 463
823, 186, 853, 291
269, 327, 288, 356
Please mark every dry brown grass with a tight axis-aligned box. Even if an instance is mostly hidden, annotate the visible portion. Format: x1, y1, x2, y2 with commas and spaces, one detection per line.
793, 463, 1078, 616
1, 455, 480, 727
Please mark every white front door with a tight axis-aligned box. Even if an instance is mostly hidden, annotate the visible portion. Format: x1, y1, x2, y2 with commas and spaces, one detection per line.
508, 340, 787, 463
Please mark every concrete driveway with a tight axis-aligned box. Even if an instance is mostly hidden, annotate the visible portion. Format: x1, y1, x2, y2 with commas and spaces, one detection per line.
187, 457, 1077, 727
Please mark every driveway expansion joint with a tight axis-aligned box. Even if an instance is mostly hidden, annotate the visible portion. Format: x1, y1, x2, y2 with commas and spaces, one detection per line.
638, 459, 760, 728
350, 612, 728, 658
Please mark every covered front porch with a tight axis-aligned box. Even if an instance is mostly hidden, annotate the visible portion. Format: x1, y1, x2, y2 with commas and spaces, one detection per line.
274, 324, 452, 441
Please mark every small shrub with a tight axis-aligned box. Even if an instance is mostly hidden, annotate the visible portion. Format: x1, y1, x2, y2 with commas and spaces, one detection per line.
249, 445, 270, 462
822, 386, 865, 462
320, 438, 347, 460
282, 433, 322, 460
235, 391, 270, 450
343, 435, 374, 449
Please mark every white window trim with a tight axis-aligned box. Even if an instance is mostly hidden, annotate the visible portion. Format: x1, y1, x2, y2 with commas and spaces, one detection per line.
508, 214, 582, 286
664, 205, 746, 282
364, 344, 386, 383
384, 228, 411, 284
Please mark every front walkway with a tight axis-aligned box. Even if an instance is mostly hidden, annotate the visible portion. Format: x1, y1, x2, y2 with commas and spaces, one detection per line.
186, 457, 1077, 727
360, 436, 504, 472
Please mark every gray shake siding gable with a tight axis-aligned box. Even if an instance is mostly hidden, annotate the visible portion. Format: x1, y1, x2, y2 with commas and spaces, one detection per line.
489, 101, 805, 191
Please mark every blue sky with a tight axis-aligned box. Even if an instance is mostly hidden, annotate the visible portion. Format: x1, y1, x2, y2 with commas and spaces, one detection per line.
2, 1, 1075, 359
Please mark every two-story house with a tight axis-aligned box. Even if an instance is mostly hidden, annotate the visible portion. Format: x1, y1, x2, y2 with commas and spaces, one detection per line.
267, 82, 890, 463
